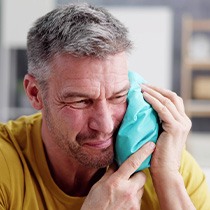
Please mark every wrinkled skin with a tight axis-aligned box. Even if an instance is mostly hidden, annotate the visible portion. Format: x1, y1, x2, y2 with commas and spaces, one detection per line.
24, 52, 195, 210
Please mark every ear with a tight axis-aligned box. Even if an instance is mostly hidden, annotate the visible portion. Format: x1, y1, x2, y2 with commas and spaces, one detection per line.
23, 74, 43, 110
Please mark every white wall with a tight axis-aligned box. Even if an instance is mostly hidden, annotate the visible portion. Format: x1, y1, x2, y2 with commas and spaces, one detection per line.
2, 4, 173, 86
108, 7, 173, 89
2, 0, 55, 48
0, 0, 55, 121
0, 4, 173, 121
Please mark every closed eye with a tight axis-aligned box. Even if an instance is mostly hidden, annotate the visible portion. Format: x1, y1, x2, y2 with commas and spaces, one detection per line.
109, 94, 128, 104
68, 99, 93, 109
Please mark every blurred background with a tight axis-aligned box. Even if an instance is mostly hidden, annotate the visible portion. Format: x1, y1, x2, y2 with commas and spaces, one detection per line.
0, 0, 210, 187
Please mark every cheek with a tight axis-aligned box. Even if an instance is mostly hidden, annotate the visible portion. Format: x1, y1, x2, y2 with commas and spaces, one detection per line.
113, 103, 127, 124
60, 107, 86, 132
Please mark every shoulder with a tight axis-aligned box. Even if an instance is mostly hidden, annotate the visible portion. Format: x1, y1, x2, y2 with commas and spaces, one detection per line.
0, 113, 42, 208
0, 135, 24, 181
180, 149, 206, 184
0, 138, 23, 179
0, 113, 42, 179
0, 113, 42, 135
0, 112, 42, 148
180, 150, 210, 209
3, 112, 42, 132
143, 150, 210, 209
0, 138, 24, 208
142, 150, 210, 209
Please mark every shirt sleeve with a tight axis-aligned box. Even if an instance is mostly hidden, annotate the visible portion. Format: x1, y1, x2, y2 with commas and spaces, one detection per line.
180, 150, 210, 210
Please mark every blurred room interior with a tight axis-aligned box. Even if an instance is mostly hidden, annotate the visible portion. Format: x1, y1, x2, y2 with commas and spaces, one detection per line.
0, 0, 210, 188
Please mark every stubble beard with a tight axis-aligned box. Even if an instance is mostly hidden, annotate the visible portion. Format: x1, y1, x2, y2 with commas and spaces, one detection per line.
43, 104, 115, 169
50, 125, 115, 168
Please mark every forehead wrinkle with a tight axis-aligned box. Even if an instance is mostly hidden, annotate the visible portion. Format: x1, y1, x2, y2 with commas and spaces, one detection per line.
110, 75, 130, 90
60, 81, 101, 100
113, 83, 130, 95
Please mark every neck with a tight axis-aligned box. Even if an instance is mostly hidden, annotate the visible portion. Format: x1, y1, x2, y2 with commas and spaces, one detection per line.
42, 127, 106, 196
47, 153, 105, 196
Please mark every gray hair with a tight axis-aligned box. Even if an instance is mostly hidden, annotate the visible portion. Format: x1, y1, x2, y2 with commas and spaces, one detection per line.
27, 3, 132, 86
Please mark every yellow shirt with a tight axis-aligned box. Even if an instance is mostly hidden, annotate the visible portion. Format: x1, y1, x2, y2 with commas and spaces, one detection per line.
0, 113, 209, 210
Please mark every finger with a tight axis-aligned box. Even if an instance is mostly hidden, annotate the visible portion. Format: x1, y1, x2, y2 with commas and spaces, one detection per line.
116, 142, 155, 180
129, 172, 146, 201
130, 171, 146, 187
142, 90, 176, 123
141, 85, 182, 121
141, 84, 185, 114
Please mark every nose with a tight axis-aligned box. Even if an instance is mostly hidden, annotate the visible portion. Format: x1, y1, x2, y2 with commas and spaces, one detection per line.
88, 100, 114, 134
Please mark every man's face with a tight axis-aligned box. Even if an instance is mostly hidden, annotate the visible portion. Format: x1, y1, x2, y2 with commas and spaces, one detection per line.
42, 52, 129, 169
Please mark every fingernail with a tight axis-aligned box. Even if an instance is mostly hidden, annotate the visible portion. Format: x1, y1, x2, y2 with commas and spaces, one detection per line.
140, 83, 149, 91
140, 84, 146, 92
140, 83, 146, 89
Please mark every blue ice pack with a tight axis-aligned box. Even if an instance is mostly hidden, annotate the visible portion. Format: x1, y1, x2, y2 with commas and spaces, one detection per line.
115, 71, 159, 171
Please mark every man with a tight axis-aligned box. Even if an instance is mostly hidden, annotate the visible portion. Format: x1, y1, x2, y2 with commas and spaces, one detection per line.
0, 3, 209, 210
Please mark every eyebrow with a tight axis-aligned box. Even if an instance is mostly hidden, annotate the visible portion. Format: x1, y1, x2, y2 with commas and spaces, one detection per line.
61, 92, 91, 100
112, 83, 130, 96
61, 83, 130, 100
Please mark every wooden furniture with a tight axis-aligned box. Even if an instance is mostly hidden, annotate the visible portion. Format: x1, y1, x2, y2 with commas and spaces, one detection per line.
181, 16, 210, 118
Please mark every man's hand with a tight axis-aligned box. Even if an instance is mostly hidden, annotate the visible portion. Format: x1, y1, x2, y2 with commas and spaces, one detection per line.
81, 142, 155, 210
141, 84, 195, 210
141, 83, 191, 176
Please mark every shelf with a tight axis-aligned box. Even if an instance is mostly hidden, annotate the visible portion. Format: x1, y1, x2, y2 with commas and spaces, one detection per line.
185, 59, 210, 70
185, 100, 210, 117
190, 19, 210, 32
181, 16, 210, 119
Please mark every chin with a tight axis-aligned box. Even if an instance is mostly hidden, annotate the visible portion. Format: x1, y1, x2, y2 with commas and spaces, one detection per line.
77, 148, 114, 169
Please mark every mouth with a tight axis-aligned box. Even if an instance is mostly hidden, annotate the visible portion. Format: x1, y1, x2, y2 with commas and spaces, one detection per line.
83, 138, 112, 149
